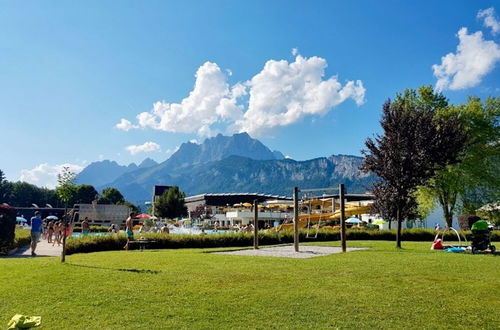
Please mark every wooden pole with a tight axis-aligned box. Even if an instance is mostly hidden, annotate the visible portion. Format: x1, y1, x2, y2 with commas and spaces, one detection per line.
293, 187, 299, 252
253, 200, 259, 249
339, 184, 346, 253
61, 204, 67, 263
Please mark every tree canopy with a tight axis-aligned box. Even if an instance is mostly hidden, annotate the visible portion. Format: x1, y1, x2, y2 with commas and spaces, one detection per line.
98, 187, 125, 205
55, 167, 77, 208
362, 86, 466, 247
416, 96, 500, 227
154, 186, 187, 220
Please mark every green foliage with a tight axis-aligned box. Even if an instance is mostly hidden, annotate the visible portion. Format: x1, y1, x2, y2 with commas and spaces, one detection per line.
414, 186, 435, 219
154, 186, 187, 219
74, 185, 98, 204
0, 204, 16, 254
55, 167, 77, 207
14, 229, 31, 248
98, 187, 125, 204
71, 226, 110, 233
419, 96, 500, 224
0, 169, 9, 203
64, 228, 500, 255
363, 86, 466, 246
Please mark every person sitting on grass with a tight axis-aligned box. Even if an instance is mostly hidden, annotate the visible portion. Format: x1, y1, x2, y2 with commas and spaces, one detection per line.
108, 224, 118, 234
124, 212, 135, 250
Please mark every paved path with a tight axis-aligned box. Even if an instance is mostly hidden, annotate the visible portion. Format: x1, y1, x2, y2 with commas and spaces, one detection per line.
213, 245, 368, 259
10, 238, 62, 258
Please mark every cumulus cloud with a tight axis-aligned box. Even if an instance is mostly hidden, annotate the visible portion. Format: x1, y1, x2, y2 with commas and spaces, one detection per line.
20, 163, 84, 189
125, 142, 161, 155
432, 27, 500, 91
116, 118, 137, 131
231, 55, 365, 136
117, 52, 365, 137
478, 7, 500, 34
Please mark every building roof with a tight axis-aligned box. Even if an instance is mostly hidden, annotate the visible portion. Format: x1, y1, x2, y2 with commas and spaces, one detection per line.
185, 193, 292, 206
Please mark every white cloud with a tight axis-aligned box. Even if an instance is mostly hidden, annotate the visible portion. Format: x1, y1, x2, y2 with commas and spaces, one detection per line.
478, 7, 500, 34
116, 52, 365, 137
232, 54, 365, 136
125, 142, 161, 155
116, 118, 137, 131
165, 146, 180, 156
433, 27, 500, 91
20, 163, 84, 189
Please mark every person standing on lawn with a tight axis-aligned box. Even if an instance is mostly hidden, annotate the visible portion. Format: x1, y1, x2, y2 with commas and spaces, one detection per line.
124, 212, 135, 250
30, 211, 43, 256
82, 217, 90, 236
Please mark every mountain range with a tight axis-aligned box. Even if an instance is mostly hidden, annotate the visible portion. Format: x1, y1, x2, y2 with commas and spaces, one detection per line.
76, 133, 376, 204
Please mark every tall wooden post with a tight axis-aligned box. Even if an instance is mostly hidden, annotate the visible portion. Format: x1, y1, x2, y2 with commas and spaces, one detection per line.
253, 200, 259, 249
293, 187, 299, 252
339, 184, 346, 253
61, 205, 67, 263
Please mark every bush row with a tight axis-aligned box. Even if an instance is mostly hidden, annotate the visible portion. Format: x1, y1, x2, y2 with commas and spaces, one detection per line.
65, 228, 500, 255
13, 229, 31, 249
71, 226, 109, 233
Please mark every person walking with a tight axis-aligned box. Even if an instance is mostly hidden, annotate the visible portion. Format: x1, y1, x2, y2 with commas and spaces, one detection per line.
30, 211, 43, 256
124, 212, 135, 250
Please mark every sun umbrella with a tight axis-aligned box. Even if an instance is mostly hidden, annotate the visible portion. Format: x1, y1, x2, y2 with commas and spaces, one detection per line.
242, 203, 253, 207
46, 215, 58, 220
372, 219, 387, 225
345, 217, 362, 224
135, 213, 151, 219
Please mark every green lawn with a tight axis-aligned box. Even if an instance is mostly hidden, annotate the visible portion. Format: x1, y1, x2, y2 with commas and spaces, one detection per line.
1, 241, 498, 329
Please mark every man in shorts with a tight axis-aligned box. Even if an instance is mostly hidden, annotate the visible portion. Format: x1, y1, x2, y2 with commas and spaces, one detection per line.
82, 217, 90, 236
124, 212, 135, 250
30, 211, 43, 256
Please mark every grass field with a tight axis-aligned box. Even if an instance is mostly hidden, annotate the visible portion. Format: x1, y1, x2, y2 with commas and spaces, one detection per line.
1, 241, 499, 329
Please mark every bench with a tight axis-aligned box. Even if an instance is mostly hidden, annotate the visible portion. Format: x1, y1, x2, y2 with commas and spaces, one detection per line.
126, 239, 157, 251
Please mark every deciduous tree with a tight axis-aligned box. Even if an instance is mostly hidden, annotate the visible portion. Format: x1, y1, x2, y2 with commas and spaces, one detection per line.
154, 186, 187, 219
98, 187, 125, 204
362, 87, 466, 248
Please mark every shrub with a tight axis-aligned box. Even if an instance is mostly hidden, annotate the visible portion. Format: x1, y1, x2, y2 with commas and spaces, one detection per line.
14, 229, 31, 248
72, 226, 109, 233
0, 204, 17, 255
64, 228, 500, 255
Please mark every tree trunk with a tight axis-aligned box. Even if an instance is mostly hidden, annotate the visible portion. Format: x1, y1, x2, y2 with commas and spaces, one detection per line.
444, 208, 453, 228
388, 219, 392, 230
61, 204, 67, 263
396, 207, 402, 249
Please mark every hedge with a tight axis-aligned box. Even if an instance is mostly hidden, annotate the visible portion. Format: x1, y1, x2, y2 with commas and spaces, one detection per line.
72, 226, 109, 233
14, 229, 31, 249
65, 228, 500, 255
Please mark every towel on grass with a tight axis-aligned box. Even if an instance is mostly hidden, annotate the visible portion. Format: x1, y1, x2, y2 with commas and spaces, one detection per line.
7, 314, 41, 329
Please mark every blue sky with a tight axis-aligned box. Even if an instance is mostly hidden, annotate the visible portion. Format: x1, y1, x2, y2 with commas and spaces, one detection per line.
1, 0, 499, 188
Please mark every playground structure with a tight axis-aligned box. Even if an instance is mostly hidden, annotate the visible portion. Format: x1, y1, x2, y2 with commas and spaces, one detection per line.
273, 202, 372, 231
266, 185, 374, 252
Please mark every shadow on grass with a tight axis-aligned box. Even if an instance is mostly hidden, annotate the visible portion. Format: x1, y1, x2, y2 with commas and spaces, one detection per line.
65, 263, 161, 274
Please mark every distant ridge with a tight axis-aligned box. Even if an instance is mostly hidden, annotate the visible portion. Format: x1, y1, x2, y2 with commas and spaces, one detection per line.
76, 133, 376, 203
